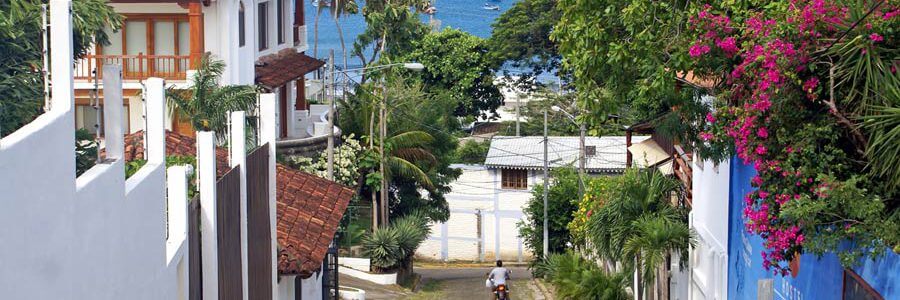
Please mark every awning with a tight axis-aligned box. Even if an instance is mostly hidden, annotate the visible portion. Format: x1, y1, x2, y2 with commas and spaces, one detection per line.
628, 138, 670, 168
657, 159, 674, 175
255, 51, 325, 89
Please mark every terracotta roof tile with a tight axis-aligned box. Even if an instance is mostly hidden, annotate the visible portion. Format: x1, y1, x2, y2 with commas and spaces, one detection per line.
255, 50, 325, 89
122, 130, 354, 278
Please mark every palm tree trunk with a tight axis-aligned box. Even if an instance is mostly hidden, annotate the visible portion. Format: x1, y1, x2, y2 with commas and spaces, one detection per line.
635, 255, 642, 300
313, 4, 321, 58
370, 104, 377, 228
332, 2, 348, 70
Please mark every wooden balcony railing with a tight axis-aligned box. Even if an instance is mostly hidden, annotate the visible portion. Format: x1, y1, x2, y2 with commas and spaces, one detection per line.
75, 54, 192, 81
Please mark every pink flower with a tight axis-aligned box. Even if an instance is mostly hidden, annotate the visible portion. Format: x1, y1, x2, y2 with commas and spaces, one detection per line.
756, 146, 768, 155
700, 132, 714, 141
757, 127, 769, 139
717, 37, 740, 55
870, 33, 884, 43
759, 190, 770, 199
689, 43, 712, 58
706, 113, 717, 123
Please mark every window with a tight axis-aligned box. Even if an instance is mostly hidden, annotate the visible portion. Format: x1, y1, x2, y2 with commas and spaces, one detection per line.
276, 0, 285, 44
843, 269, 883, 300
238, 2, 246, 47
501, 169, 528, 190
258, 2, 269, 51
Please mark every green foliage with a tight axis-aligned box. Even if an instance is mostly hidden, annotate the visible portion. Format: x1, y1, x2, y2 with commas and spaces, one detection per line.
398, 28, 502, 118
517, 167, 580, 263
488, 0, 561, 88
534, 251, 629, 300
781, 175, 900, 266
552, 0, 704, 148
361, 226, 402, 271
568, 176, 615, 247
1, 0, 122, 136
166, 53, 259, 139
453, 139, 489, 164
125, 155, 198, 198
75, 128, 98, 176
352, 0, 430, 70
586, 168, 694, 287
361, 212, 431, 272
862, 104, 900, 192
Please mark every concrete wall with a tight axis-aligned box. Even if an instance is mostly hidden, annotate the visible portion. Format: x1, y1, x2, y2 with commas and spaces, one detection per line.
0, 4, 188, 297
417, 165, 533, 262
277, 271, 324, 300
688, 158, 731, 300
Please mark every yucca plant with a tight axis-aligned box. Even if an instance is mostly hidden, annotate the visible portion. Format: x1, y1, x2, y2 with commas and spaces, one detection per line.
862, 101, 900, 191
361, 227, 401, 272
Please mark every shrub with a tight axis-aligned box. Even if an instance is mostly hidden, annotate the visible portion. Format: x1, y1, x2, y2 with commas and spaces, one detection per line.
453, 139, 489, 164
361, 228, 402, 271
535, 251, 628, 300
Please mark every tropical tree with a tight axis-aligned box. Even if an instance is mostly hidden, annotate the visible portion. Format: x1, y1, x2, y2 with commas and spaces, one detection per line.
587, 168, 693, 300
1, 0, 122, 136
517, 167, 580, 265
535, 251, 629, 300
330, 0, 359, 68
352, 0, 430, 77
488, 0, 562, 90
166, 53, 259, 139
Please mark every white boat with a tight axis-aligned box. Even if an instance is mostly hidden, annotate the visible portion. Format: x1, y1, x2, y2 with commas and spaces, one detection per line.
482, 3, 500, 10
311, 0, 331, 7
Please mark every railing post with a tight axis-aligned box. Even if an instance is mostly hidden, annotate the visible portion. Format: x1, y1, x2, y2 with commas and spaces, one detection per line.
197, 131, 219, 300
258, 93, 279, 298
102, 65, 124, 159
188, 2, 204, 69
229, 111, 250, 300
139, 52, 145, 80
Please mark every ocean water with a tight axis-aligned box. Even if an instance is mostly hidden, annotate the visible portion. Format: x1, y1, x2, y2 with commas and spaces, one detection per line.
303, 0, 513, 67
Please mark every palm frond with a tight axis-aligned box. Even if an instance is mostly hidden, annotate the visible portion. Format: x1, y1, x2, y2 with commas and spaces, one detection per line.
386, 130, 434, 149
391, 147, 437, 165
862, 104, 900, 190
386, 156, 434, 190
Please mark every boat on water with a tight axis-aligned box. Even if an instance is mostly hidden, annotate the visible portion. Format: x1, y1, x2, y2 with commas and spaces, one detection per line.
425, 6, 437, 15
482, 3, 500, 10
311, 0, 331, 7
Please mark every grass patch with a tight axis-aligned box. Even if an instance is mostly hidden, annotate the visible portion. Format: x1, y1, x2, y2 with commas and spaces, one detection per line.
403, 280, 444, 300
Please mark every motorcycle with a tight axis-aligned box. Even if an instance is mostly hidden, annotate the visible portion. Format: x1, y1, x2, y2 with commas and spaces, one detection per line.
493, 283, 509, 300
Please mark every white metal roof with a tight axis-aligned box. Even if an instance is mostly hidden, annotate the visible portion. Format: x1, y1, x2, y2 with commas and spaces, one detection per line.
484, 135, 649, 172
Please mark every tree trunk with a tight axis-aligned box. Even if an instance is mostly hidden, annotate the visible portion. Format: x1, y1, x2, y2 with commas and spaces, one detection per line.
313, 4, 321, 58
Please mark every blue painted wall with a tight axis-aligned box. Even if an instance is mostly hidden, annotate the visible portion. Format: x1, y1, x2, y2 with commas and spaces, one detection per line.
726, 157, 900, 300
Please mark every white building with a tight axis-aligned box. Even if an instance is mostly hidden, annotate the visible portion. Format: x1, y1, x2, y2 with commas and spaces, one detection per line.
417, 135, 646, 262
73, 0, 328, 141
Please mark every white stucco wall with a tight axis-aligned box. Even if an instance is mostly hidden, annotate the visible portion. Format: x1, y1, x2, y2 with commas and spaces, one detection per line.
0, 89, 186, 299
277, 269, 325, 300
689, 158, 731, 300
417, 165, 534, 262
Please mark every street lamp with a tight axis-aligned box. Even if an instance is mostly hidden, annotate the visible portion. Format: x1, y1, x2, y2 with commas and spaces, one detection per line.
324, 56, 425, 229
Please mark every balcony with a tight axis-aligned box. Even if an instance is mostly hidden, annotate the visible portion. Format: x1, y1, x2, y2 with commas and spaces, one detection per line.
75, 54, 192, 81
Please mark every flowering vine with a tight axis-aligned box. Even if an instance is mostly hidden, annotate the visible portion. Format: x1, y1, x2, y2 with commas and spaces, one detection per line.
689, 0, 900, 274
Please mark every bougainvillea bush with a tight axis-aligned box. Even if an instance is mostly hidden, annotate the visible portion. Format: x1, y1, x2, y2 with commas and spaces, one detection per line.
688, 0, 900, 274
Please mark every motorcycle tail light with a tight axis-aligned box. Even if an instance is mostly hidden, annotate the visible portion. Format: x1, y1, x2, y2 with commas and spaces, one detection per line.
498, 286, 505, 291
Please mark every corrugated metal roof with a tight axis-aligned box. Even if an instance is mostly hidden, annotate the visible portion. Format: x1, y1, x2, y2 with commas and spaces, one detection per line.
484, 135, 649, 172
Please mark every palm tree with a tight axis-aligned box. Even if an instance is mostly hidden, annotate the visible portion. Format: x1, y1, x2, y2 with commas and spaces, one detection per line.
586, 168, 694, 300
166, 53, 259, 140
371, 130, 436, 225
330, 0, 359, 68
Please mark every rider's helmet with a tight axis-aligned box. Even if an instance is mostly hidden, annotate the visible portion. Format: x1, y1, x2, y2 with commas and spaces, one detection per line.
496, 260, 503, 267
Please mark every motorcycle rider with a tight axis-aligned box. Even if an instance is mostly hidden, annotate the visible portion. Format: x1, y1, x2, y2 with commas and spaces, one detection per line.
487, 260, 511, 296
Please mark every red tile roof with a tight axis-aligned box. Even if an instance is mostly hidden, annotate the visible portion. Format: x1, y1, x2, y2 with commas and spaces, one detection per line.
255, 50, 325, 89
122, 131, 354, 277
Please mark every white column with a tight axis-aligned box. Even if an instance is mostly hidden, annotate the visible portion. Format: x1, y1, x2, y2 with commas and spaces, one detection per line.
258, 93, 279, 298
145, 78, 167, 164
102, 65, 124, 159
229, 111, 250, 300
166, 165, 190, 300
49, 0, 74, 113
197, 131, 219, 300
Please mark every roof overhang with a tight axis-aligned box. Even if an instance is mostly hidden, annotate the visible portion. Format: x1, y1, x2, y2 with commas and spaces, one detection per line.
255, 51, 325, 90
628, 138, 670, 168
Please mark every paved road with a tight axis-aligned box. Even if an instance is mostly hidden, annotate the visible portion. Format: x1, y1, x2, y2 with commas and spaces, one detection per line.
407, 267, 540, 300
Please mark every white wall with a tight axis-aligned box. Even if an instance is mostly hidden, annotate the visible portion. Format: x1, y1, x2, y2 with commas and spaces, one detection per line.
278, 271, 324, 300
417, 165, 533, 262
0, 13, 187, 298
688, 158, 731, 300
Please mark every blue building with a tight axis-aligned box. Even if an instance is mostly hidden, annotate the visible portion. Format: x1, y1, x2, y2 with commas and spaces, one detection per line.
726, 157, 900, 300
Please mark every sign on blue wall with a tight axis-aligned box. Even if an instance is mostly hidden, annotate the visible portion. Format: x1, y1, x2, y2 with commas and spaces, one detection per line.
726, 157, 899, 300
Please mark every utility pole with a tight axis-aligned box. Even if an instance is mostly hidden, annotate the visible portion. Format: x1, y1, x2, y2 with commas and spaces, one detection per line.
327, 49, 335, 180
542, 111, 549, 259
379, 81, 388, 227
515, 93, 521, 136
578, 121, 585, 197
